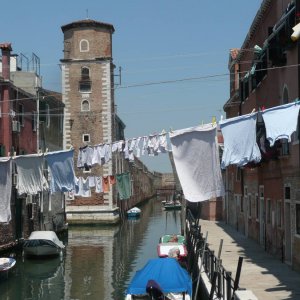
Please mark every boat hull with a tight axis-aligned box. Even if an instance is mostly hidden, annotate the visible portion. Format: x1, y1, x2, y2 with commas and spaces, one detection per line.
24, 245, 62, 257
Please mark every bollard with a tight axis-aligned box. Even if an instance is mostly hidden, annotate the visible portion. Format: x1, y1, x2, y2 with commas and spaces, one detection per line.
226, 271, 232, 300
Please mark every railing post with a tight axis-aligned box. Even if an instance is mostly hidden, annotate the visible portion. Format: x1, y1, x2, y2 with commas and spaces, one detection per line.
210, 250, 215, 280
226, 271, 232, 300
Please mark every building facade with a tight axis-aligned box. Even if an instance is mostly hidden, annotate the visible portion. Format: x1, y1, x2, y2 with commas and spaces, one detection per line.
223, 0, 300, 270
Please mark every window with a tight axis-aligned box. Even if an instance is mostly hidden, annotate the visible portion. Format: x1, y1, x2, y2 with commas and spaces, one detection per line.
296, 204, 300, 235
267, 199, 271, 224
259, 185, 264, 198
285, 186, 291, 200
281, 87, 290, 154
80, 39, 89, 52
18, 104, 24, 126
236, 167, 241, 182
46, 104, 50, 128
79, 67, 91, 93
277, 201, 282, 227
82, 134, 90, 143
32, 111, 37, 132
256, 194, 259, 219
248, 195, 252, 217
81, 99, 90, 112
81, 67, 90, 80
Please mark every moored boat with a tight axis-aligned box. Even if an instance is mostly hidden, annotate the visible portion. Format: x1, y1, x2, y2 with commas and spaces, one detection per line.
125, 258, 192, 299
0, 257, 16, 276
127, 207, 141, 218
23, 231, 65, 257
164, 201, 182, 210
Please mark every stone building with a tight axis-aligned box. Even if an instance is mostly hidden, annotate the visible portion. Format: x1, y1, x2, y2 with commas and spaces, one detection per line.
223, 0, 300, 270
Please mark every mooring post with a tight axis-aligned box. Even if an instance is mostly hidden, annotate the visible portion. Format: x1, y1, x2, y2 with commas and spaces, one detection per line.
226, 271, 232, 300
233, 256, 244, 293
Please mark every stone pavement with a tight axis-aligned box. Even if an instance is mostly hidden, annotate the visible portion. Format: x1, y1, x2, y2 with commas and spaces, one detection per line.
199, 219, 300, 300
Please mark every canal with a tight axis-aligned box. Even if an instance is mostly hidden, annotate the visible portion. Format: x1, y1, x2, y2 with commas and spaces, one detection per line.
0, 196, 183, 300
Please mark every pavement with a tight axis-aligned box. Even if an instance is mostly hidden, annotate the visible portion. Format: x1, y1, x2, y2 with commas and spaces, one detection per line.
199, 219, 300, 300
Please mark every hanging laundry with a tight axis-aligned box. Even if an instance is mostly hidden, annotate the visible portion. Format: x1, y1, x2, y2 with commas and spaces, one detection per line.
170, 124, 224, 203
220, 113, 261, 168
88, 176, 96, 188
158, 133, 169, 153
45, 149, 76, 193
81, 177, 91, 197
0, 158, 12, 223
141, 136, 149, 155
262, 102, 300, 146
147, 135, 157, 156
77, 145, 94, 169
95, 176, 103, 193
102, 176, 110, 192
109, 175, 116, 185
116, 172, 132, 200
15, 154, 48, 196
92, 144, 103, 166
135, 137, 142, 158
123, 140, 130, 160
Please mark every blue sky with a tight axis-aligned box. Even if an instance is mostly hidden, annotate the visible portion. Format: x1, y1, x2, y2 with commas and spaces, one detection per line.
1, 0, 262, 172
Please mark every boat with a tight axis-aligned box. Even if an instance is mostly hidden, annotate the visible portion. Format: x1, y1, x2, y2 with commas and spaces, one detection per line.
164, 201, 182, 210
23, 231, 65, 257
127, 207, 141, 218
125, 258, 192, 299
0, 257, 16, 277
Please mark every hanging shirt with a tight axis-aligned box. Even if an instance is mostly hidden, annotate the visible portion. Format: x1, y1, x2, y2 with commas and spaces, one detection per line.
102, 176, 110, 192
135, 137, 142, 158
88, 176, 96, 188
77, 146, 94, 169
109, 175, 116, 185
116, 172, 132, 200
15, 154, 48, 196
45, 149, 76, 193
81, 177, 91, 197
220, 113, 261, 168
262, 102, 300, 146
95, 176, 103, 193
170, 124, 224, 203
0, 158, 12, 223
141, 136, 149, 155
158, 133, 169, 153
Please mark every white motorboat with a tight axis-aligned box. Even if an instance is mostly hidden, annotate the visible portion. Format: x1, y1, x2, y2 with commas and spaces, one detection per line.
23, 231, 65, 257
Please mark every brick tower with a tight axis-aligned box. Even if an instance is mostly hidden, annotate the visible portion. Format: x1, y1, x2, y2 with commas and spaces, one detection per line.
60, 19, 118, 224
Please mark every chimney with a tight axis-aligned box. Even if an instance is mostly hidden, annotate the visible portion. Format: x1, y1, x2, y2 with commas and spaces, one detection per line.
0, 42, 12, 155
0, 43, 12, 80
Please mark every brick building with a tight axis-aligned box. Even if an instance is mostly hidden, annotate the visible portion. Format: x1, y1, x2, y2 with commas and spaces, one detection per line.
223, 0, 300, 270
0, 44, 67, 251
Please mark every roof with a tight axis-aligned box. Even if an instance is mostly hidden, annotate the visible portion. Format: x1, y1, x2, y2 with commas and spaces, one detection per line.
61, 19, 115, 33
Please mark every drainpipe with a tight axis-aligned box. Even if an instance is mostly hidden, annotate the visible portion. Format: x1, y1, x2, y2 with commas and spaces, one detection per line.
0, 43, 12, 155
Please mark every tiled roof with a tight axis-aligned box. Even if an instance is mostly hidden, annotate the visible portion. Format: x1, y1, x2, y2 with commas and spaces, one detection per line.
61, 19, 115, 33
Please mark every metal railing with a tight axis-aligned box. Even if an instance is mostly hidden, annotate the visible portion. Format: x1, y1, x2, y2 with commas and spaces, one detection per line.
186, 209, 243, 300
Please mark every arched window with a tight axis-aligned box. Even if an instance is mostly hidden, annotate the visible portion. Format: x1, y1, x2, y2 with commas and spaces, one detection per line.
80, 39, 89, 52
81, 99, 90, 111
79, 66, 91, 92
81, 67, 90, 80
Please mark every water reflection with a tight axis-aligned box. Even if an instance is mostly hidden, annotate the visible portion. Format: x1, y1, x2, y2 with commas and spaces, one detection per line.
0, 197, 183, 300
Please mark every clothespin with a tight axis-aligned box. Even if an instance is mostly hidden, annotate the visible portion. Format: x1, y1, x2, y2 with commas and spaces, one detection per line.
8, 152, 10, 157
45, 148, 48, 154
212, 116, 216, 126
251, 108, 256, 114
201, 120, 204, 126
161, 129, 166, 134
169, 127, 173, 133
13, 152, 16, 158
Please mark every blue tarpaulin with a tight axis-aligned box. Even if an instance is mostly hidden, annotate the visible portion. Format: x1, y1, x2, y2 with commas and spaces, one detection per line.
126, 258, 192, 296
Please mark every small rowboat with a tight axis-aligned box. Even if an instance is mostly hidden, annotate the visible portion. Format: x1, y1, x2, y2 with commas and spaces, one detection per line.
0, 257, 16, 278
127, 207, 141, 218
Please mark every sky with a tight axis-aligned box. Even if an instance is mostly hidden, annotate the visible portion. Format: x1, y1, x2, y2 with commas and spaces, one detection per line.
0, 0, 263, 173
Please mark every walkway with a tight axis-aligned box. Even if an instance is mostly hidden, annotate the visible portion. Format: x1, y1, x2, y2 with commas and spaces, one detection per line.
199, 219, 300, 300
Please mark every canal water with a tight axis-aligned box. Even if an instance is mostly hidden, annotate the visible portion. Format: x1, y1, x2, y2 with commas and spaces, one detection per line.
0, 197, 184, 300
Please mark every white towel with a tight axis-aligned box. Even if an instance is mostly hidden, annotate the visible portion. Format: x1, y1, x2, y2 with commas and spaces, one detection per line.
0, 158, 12, 223
170, 124, 224, 202
15, 155, 48, 196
